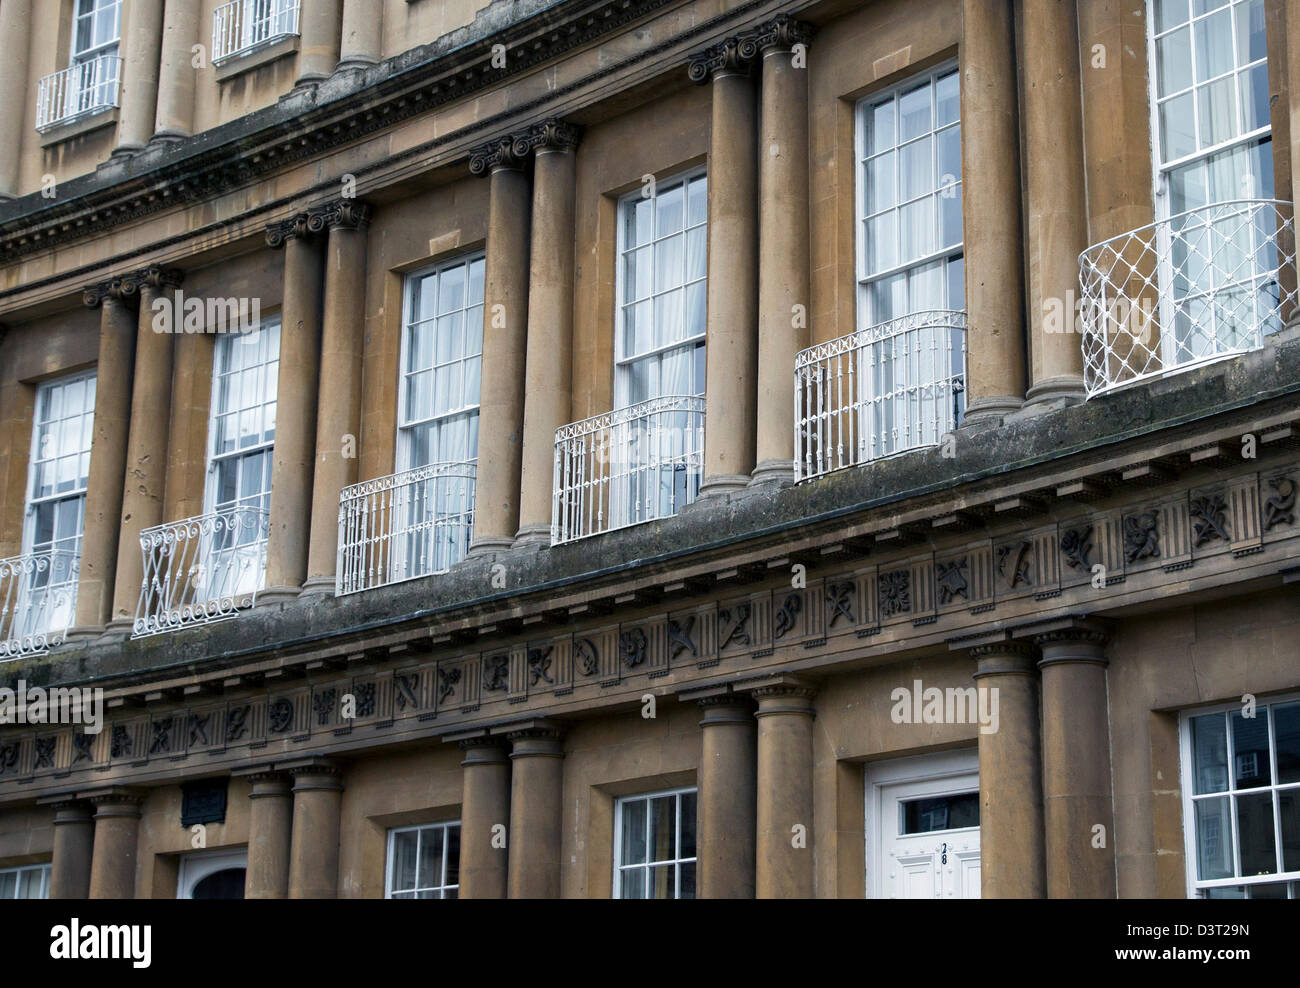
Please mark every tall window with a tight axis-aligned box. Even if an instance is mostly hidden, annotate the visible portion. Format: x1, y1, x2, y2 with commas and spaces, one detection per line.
613, 788, 697, 899
386, 823, 460, 898
70, 0, 121, 115
213, 0, 301, 64
1181, 695, 1300, 897
0, 864, 50, 899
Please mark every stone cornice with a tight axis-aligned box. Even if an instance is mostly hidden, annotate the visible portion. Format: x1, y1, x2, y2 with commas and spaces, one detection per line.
688, 13, 814, 81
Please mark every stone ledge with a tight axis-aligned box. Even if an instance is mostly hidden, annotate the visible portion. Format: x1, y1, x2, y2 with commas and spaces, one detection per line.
37, 107, 119, 149
214, 35, 301, 83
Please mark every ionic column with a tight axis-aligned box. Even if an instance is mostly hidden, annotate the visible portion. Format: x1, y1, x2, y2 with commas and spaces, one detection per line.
690, 41, 760, 495
114, 0, 165, 154
454, 735, 511, 898
237, 770, 293, 899
696, 692, 756, 898
1021, 0, 1089, 408
503, 721, 563, 898
263, 215, 324, 602
339, 0, 383, 70
110, 267, 183, 634
468, 138, 531, 554
959, 0, 1026, 422
287, 759, 343, 898
87, 788, 142, 899
45, 799, 94, 899
752, 17, 814, 486
965, 638, 1046, 898
153, 0, 200, 142
0, 0, 32, 198
303, 201, 370, 595
748, 677, 815, 898
295, 0, 343, 87
515, 120, 580, 546
1034, 621, 1116, 897
72, 280, 140, 636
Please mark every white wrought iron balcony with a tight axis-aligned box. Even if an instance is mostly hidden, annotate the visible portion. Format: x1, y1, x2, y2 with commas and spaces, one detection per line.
795, 309, 967, 482
35, 56, 122, 132
212, 0, 301, 65
552, 395, 706, 545
133, 505, 270, 638
1080, 199, 1297, 398
336, 461, 476, 596
0, 550, 78, 660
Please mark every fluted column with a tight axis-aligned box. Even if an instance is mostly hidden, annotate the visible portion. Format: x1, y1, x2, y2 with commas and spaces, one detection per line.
696, 692, 756, 897
468, 139, 531, 554
236, 770, 292, 899
967, 638, 1046, 898
114, 0, 166, 154
753, 17, 814, 486
515, 121, 580, 546
295, 0, 343, 87
287, 759, 343, 898
0, 0, 32, 198
110, 267, 182, 633
263, 215, 324, 602
339, 0, 383, 70
748, 677, 815, 898
1035, 621, 1116, 897
504, 721, 563, 898
153, 0, 200, 142
87, 788, 142, 899
691, 41, 759, 494
959, 0, 1026, 422
303, 200, 370, 594
46, 799, 94, 899
72, 279, 139, 636
455, 735, 511, 898
1021, 0, 1088, 407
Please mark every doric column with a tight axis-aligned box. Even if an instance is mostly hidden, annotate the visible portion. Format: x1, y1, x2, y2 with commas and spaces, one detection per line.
295, 0, 343, 87
0, 0, 32, 198
234, 769, 293, 899
339, 0, 383, 70
453, 735, 511, 898
87, 788, 142, 899
958, 0, 1026, 422
468, 138, 531, 555
964, 637, 1046, 898
45, 799, 94, 899
114, 0, 165, 154
747, 676, 815, 898
263, 214, 325, 602
752, 17, 814, 486
695, 692, 756, 897
303, 200, 370, 594
153, 0, 200, 142
1021, 0, 1088, 408
515, 120, 581, 546
72, 279, 140, 636
1033, 619, 1116, 897
691, 38, 760, 495
287, 759, 343, 898
110, 267, 183, 633
503, 720, 563, 898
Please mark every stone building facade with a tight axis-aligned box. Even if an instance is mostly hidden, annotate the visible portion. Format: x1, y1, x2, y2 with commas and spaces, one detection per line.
0, 0, 1298, 900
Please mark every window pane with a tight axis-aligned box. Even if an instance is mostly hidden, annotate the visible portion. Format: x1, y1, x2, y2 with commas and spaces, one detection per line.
0, 872, 14, 899
1154, 0, 1189, 33
679, 861, 697, 899
935, 71, 959, 126
1192, 712, 1229, 794
648, 863, 675, 899
648, 795, 676, 864
1195, 796, 1234, 879
1235, 0, 1266, 64
619, 867, 646, 899
445, 826, 460, 889
1231, 709, 1271, 787
418, 826, 444, 889
1236, 791, 1276, 875
17, 868, 44, 898
1278, 788, 1300, 872
391, 831, 418, 893
1157, 28, 1193, 96
1197, 76, 1237, 148
620, 799, 647, 866
868, 99, 895, 155
680, 791, 697, 858
1194, 9, 1234, 81
1274, 702, 1300, 783
898, 84, 930, 140
1160, 92, 1198, 162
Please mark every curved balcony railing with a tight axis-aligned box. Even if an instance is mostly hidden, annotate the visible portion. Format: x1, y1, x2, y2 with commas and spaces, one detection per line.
36, 56, 122, 132
0, 550, 79, 660
133, 505, 270, 638
212, 0, 301, 64
795, 309, 967, 482
552, 396, 706, 545
337, 460, 476, 596
1080, 199, 1297, 398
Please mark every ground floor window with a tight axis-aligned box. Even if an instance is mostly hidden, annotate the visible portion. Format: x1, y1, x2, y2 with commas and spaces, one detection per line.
176, 849, 247, 899
386, 822, 460, 898
0, 863, 50, 899
613, 787, 697, 899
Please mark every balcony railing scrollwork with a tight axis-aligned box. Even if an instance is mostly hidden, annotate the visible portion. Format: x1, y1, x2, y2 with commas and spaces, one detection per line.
0, 550, 79, 660
1080, 199, 1297, 398
212, 0, 301, 64
36, 56, 122, 132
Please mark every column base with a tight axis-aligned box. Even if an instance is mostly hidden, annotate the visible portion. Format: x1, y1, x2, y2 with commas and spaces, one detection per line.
298, 576, 336, 597
1018, 375, 1086, 415
256, 585, 303, 606
961, 395, 1023, 427
467, 536, 514, 558
336, 56, 379, 73
100, 618, 134, 642
749, 460, 795, 488
64, 625, 105, 643
109, 143, 144, 159
512, 524, 551, 549
698, 474, 752, 498
149, 129, 189, 145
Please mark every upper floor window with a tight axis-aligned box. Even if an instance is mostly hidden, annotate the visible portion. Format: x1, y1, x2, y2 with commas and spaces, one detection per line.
386, 822, 460, 898
0, 863, 50, 899
36, 0, 121, 131
213, 0, 302, 65
613, 787, 697, 898
1182, 694, 1300, 897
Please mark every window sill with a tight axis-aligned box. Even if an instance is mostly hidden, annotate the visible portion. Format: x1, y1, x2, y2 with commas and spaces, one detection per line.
38, 106, 118, 148
214, 35, 300, 82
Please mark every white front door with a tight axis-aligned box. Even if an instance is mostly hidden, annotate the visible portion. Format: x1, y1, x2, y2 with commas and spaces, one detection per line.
866, 749, 980, 899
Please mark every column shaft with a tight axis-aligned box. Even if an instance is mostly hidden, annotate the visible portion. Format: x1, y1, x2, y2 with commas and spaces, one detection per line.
752, 683, 815, 898
288, 762, 343, 898
506, 727, 563, 898
244, 772, 293, 899
115, 0, 166, 153
697, 695, 756, 897
49, 801, 94, 899
296, 0, 342, 86
339, 0, 383, 69
154, 0, 200, 141
457, 739, 511, 898
162, 332, 214, 523
88, 791, 141, 899
0, 0, 32, 197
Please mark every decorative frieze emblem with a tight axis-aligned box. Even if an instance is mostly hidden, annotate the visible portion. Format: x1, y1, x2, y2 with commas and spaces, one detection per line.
879, 570, 911, 617
0, 742, 18, 776
1264, 476, 1296, 530
996, 540, 1033, 587
1060, 526, 1094, 570
718, 604, 752, 648
437, 667, 462, 702
111, 725, 133, 758
312, 691, 336, 727
1190, 492, 1230, 546
34, 736, 55, 769
353, 683, 376, 718
773, 594, 802, 639
668, 617, 697, 660
72, 732, 94, 764
483, 655, 509, 692
268, 699, 293, 734
575, 638, 600, 677
528, 647, 554, 686
1123, 512, 1160, 562
935, 559, 969, 604
188, 713, 210, 747
225, 705, 251, 742
150, 719, 172, 754
620, 629, 648, 668
394, 673, 420, 710
826, 582, 855, 626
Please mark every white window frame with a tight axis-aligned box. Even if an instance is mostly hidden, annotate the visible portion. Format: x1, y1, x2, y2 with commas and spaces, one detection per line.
176, 848, 247, 899
71, 0, 122, 66
0, 862, 51, 899
384, 821, 461, 899
1179, 692, 1300, 898
68, 0, 121, 117
212, 0, 301, 65
612, 785, 698, 899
